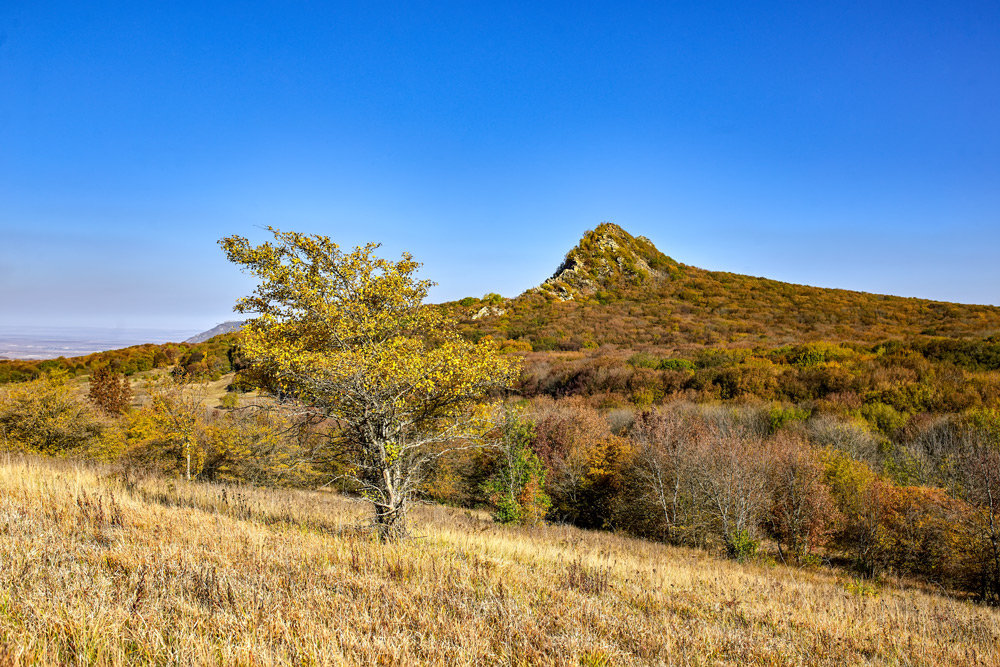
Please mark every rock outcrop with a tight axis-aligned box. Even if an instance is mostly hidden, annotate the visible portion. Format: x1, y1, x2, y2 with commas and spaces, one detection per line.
535, 222, 678, 301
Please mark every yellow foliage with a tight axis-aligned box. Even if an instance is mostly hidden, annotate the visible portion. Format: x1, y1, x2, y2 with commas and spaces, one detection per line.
220, 228, 521, 537
220, 228, 519, 427
0, 372, 105, 455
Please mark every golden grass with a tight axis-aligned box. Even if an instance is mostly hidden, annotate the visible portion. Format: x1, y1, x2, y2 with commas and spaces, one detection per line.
1, 455, 999, 666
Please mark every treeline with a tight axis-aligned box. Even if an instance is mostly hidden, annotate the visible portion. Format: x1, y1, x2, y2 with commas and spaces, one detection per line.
5, 329, 1000, 604
0, 334, 238, 384
0, 372, 320, 487
517, 337, 1000, 427
426, 397, 1000, 603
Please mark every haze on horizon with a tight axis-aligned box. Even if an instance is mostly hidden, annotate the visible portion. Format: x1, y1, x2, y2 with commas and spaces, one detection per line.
2, 1, 998, 332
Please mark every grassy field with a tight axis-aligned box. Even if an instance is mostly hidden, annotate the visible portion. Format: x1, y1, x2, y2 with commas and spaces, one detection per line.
2, 456, 999, 665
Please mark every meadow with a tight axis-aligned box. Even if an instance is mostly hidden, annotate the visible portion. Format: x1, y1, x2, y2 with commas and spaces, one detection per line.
2, 454, 999, 666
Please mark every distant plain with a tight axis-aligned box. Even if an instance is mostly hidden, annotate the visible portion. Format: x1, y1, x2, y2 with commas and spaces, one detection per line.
0, 326, 197, 360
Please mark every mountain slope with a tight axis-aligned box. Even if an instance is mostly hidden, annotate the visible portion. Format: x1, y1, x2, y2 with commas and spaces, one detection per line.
457, 223, 1000, 350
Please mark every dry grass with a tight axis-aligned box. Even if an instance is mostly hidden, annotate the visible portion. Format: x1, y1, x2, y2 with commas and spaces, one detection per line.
1, 455, 999, 666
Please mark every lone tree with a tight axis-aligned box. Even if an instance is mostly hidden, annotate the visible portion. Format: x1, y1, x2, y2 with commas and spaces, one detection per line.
220, 227, 520, 539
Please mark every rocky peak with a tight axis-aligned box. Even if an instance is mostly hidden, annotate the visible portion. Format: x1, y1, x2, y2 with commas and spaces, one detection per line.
536, 223, 678, 301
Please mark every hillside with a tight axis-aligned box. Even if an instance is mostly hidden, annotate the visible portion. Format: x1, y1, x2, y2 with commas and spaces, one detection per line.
6, 224, 999, 384
3, 455, 999, 666
0, 334, 238, 385
456, 223, 1000, 351
185, 321, 245, 344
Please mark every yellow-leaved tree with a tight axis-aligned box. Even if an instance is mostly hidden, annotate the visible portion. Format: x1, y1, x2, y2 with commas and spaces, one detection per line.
220, 227, 520, 539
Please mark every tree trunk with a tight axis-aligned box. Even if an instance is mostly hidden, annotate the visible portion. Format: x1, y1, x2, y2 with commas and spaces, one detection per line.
372, 459, 408, 541
374, 492, 407, 541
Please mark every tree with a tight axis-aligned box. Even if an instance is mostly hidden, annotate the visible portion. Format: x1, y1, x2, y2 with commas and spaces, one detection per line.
88, 364, 133, 414
117, 386, 201, 480
957, 411, 1000, 603
482, 407, 550, 526
626, 407, 706, 545
220, 227, 520, 539
766, 435, 840, 563
529, 397, 621, 528
693, 421, 769, 560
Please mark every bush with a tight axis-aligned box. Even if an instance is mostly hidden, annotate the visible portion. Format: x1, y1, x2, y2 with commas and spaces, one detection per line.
88, 365, 133, 414
0, 373, 105, 455
627, 353, 660, 369
767, 438, 840, 562
482, 409, 551, 526
768, 404, 810, 434
659, 358, 694, 372
861, 402, 908, 436
726, 529, 759, 561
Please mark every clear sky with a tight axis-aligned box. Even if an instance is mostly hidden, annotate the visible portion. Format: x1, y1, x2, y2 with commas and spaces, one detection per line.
1, 1, 998, 331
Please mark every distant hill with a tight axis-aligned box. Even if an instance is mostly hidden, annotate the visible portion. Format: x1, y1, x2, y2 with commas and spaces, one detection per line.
455, 223, 1000, 351
185, 321, 244, 344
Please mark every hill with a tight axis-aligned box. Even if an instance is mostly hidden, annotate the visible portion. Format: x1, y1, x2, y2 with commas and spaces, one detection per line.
456, 223, 1000, 351
185, 320, 244, 344
3, 454, 998, 665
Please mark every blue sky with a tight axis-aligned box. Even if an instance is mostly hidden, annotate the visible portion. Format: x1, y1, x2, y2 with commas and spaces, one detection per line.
1, 1, 998, 331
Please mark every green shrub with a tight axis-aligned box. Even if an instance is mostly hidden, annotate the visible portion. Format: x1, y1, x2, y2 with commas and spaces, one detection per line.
482, 411, 551, 526
0, 373, 105, 455
659, 358, 694, 371
627, 353, 660, 369
725, 529, 759, 562
861, 402, 908, 436
768, 404, 810, 433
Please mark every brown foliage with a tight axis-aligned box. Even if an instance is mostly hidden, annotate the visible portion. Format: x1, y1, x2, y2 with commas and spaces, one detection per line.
88, 365, 133, 414
617, 408, 709, 545
528, 397, 625, 528
766, 435, 841, 563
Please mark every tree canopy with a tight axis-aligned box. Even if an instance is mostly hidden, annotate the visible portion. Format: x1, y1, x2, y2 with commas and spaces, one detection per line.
221, 227, 520, 538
